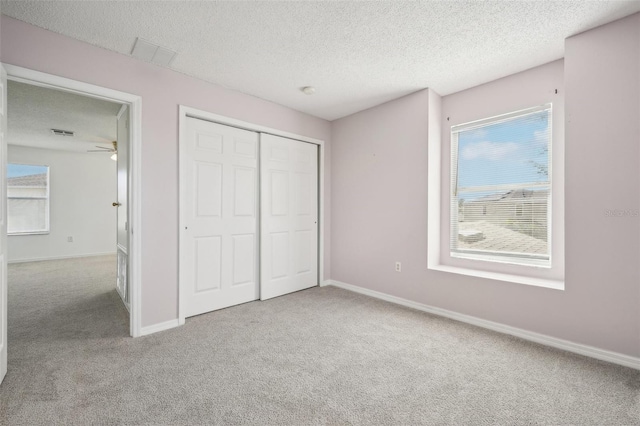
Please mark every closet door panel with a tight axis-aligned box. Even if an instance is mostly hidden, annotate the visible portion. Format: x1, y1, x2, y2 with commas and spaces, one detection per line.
182, 118, 259, 317
260, 134, 318, 300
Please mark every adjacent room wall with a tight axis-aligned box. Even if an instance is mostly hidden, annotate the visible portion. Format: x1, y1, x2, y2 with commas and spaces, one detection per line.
1, 16, 332, 328
7, 145, 116, 262
331, 13, 640, 357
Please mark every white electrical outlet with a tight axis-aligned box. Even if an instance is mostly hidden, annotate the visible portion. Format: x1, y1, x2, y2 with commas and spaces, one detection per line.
395, 262, 401, 272
67, 236, 73, 242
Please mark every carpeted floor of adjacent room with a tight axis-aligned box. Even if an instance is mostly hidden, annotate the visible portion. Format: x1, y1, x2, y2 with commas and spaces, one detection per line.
0, 255, 638, 425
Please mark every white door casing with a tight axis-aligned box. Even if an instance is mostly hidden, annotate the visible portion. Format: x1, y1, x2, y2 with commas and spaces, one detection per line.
260, 134, 318, 300
0, 65, 8, 384
181, 118, 259, 317
116, 105, 129, 309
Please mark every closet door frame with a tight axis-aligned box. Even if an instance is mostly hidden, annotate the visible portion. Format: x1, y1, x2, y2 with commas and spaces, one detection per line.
177, 105, 325, 325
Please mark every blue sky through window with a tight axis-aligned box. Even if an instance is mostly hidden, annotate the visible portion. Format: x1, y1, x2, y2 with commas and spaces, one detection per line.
7, 164, 48, 178
456, 110, 549, 191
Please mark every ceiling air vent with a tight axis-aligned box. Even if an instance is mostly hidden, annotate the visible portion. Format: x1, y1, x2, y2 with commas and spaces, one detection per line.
51, 129, 74, 137
131, 37, 177, 67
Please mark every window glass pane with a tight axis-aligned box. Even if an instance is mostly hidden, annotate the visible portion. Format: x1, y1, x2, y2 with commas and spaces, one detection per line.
456, 110, 550, 188
456, 186, 549, 258
8, 198, 47, 233
7, 164, 49, 234
452, 106, 551, 266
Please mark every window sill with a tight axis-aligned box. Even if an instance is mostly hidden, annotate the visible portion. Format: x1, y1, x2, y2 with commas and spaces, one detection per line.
8, 231, 50, 236
428, 263, 564, 291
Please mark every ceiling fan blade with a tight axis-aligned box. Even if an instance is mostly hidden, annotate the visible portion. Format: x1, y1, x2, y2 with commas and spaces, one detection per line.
87, 145, 115, 153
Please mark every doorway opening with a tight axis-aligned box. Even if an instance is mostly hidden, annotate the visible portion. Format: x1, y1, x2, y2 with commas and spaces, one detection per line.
7, 78, 128, 342
4, 65, 142, 339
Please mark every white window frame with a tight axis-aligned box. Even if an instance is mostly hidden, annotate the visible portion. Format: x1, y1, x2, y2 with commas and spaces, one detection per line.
7, 163, 51, 236
450, 104, 552, 268
426, 89, 564, 291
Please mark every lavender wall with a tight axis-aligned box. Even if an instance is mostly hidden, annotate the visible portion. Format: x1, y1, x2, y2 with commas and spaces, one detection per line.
331, 14, 639, 357
331, 89, 430, 305
564, 13, 639, 355
0, 16, 332, 328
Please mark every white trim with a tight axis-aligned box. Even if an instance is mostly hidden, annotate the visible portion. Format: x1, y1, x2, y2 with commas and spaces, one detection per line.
427, 90, 441, 269
317, 139, 325, 289
457, 182, 549, 193
8, 251, 117, 264
116, 104, 128, 120
180, 106, 324, 146
128, 97, 143, 338
451, 103, 551, 133
430, 264, 563, 290
4, 64, 143, 338
327, 279, 640, 371
178, 105, 326, 324
140, 319, 181, 337
177, 109, 188, 326
5, 65, 139, 105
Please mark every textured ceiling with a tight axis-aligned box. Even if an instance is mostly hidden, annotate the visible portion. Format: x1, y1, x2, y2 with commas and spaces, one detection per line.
3, 1, 640, 121
7, 80, 121, 152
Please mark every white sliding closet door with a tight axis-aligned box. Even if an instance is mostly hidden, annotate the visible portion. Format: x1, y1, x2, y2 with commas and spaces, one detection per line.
260, 134, 318, 300
182, 118, 259, 317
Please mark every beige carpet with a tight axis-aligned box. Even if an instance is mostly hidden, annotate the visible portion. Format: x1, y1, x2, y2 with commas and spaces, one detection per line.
0, 255, 638, 425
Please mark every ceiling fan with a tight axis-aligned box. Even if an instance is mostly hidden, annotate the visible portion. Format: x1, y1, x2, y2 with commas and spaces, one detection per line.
88, 141, 118, 161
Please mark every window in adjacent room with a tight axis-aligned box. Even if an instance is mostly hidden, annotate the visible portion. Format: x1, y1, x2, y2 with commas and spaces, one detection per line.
451, 104, 551, 267
7, 164, 50, 235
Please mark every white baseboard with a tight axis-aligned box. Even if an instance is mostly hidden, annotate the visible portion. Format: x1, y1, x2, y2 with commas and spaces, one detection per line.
8, 251, 117, 264
140, 319, 182, 337
327, 279, 640, 370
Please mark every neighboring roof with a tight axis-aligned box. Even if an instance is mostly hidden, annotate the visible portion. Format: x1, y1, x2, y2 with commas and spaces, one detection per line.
8, 173, 47, 187
468, 188, 548, 203
504, 188, 548, 200
457, 220, 547, 255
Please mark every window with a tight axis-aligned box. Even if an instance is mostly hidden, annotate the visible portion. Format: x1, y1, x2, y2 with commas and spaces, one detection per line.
451, 104, 551, 267
7, 164, 50, 235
